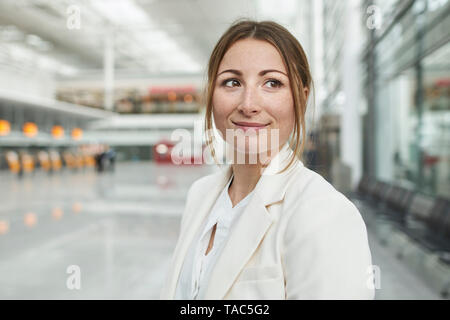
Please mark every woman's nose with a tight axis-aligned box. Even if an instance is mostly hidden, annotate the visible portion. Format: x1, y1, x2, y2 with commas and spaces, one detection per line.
237, 87, 261, 115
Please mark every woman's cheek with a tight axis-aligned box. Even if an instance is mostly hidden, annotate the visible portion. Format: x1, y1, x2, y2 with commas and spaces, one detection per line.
212, 104, 228, 138
272, 103, 295, 140
213, 95, 233, 126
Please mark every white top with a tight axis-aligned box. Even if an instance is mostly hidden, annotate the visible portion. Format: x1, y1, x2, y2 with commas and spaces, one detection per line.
175, 173, 255, 300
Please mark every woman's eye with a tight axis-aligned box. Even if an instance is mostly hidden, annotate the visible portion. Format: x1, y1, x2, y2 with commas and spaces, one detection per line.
265, 79, 283, 88
222, 79, 240, 87
220, 78, 282, 88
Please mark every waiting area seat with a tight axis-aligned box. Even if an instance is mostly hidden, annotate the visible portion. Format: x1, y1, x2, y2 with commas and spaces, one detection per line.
348, 176, 450, 298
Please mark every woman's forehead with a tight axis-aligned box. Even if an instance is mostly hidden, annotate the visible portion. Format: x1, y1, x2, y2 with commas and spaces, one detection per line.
218, 39, 287, 74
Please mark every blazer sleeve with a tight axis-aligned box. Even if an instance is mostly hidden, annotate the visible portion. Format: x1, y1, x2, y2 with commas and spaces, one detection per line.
282, 194, 375, 300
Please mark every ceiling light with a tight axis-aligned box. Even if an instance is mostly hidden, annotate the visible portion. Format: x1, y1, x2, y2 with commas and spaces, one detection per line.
257, 0, 298, 19
0, 25, 24, 42
90, 0, 150, 26
25, 34, 53, 51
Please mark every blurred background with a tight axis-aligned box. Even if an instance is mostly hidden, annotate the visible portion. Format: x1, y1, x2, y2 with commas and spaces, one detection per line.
0, 0, 448, 299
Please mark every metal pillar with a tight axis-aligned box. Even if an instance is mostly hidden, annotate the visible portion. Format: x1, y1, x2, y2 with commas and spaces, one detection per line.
104, 30, 115, 111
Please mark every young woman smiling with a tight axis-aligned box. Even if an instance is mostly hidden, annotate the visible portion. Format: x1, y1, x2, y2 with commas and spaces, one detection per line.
161, 19, 374, 300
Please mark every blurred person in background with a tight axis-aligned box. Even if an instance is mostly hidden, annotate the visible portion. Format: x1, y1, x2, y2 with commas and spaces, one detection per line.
95, 144, 116, 173
94, 144, 105, 172
104, 145, 116, 172
304, 131, 319, 171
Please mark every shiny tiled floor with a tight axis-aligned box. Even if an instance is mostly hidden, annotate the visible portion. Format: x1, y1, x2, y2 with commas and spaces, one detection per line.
0, 162, 215, 299
0, 162, 444, 299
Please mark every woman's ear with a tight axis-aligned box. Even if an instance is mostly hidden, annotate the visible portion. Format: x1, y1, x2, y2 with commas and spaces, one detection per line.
303, 87, 309, 101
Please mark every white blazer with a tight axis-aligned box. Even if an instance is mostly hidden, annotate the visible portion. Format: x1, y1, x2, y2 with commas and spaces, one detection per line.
160, 144, 375, 300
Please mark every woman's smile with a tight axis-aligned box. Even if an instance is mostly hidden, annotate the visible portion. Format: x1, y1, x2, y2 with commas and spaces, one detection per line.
231, 120, 271, 132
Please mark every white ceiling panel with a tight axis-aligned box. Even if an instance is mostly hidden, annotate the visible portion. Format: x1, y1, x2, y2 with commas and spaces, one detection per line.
0, 0, 312, 78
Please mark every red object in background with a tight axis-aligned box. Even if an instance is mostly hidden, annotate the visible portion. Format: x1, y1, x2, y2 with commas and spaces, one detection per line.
423, 154, 440, 167
153, 140, 205, 165
435, 78, 450, 88
153, 140, 175, 164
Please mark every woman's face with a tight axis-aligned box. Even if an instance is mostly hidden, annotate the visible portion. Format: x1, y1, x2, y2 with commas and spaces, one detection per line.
212, 38, 295, 161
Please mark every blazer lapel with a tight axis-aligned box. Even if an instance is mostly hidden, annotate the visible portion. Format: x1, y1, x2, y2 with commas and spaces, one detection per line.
204, 143, 303, 299
203, 192, 274, 299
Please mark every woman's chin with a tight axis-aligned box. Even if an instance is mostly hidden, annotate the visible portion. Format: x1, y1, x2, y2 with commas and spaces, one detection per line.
224, 138, 275, 164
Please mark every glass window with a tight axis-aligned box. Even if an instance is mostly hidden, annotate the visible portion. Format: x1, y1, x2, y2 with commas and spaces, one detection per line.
375, 68, 417, 186
421, 42, 450, 196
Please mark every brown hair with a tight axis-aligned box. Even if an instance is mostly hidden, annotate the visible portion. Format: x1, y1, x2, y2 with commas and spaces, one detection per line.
204, 19, 313, 173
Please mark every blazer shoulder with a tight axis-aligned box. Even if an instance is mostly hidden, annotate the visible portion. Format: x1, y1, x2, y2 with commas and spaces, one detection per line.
187, 169, 224, 196
285, 165, 339, 202
282, 170, 373, 299
180, 169, 225, 224
284, 167, 365, 235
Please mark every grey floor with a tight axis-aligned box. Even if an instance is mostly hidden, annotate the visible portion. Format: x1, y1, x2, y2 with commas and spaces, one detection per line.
0, 162, 444, 299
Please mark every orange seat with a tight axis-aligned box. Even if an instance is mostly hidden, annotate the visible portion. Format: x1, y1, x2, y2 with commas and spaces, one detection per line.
75, 154, 84, 168
49, 151, 62, 171
21, 154, 35, 172
63, 152, 76, 169
37, 151, 51, 171
5, 151, 20, 173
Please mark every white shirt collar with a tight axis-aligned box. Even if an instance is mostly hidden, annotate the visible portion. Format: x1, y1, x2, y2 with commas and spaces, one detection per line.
200, 173, 254, 240
260, 141, 295, 176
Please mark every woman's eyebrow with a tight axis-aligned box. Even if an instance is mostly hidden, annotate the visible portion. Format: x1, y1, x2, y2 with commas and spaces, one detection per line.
217, 69, 287, 77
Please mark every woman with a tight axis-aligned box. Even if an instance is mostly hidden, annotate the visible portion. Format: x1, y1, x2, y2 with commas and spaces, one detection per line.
160, 20, 374, 300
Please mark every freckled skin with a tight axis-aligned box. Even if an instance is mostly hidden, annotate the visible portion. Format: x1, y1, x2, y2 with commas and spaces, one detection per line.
212, 39, 295, 158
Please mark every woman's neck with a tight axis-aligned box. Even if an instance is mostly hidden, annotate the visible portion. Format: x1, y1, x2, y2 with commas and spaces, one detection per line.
228, 164, 260, 208
227, 148, 280, 207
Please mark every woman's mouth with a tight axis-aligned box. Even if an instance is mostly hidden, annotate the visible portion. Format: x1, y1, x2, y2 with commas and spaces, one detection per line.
232, 121, 270, 132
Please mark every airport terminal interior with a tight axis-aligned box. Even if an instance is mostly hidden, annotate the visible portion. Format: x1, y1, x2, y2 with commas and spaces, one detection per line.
0, 0, 449, 299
